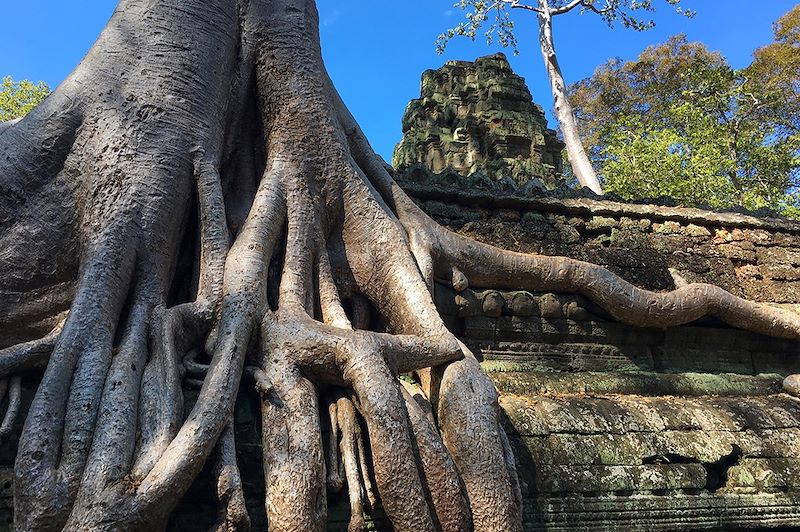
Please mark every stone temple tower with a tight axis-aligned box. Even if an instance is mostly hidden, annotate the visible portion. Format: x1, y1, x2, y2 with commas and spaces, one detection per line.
392, 53, 565, 189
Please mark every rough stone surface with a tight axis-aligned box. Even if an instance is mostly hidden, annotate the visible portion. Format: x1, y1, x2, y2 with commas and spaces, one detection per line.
445, 283, 800, 530
392, 53, 565, 188
402, 166, 800, 305
413, 173, 800, 530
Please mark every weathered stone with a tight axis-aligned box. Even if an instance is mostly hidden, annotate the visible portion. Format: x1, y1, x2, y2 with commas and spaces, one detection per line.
755, 427, 800, 458
543, 433, 658, 466
584, 216, 618, 232
508, 291, 537, 316
453, 289, 482, 317
562, 300, 591, 321
685, 224, 712, 237
475, 337, 653, 371
528, 492, 800, 531
481, 290, 505, 317
716, 242, 757, 262
499, 394, 550, 437
762, 264, 800, 281
727, 459, 800, 490
488, 371, 784, 397
538, 293, 562, 318
654, 221, 683, 235
757, 246, 800, 266
392, 53, 565, 188
555, 224, 581, 244
535, 464, 707, 493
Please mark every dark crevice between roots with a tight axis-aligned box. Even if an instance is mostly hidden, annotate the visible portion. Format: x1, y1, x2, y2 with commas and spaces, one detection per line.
168, 190, 201, 308
220, 87, 267, 238
266, 228, 288, 313
320, 389, 385, 530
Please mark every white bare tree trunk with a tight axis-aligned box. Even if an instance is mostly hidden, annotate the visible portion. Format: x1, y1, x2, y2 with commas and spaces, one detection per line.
537, 0, 604, 195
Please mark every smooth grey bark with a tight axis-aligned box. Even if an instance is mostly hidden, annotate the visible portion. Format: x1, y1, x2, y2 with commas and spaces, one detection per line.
0, 0, 798, 531
537, 0, 604, 195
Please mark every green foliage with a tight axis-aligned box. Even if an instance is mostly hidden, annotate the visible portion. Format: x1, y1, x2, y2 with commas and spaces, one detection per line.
570, 29, 800, 216
437, 0, 694, 54
437, 1, 518, 54
0, 77, 50, 122
747, 6, 800, 139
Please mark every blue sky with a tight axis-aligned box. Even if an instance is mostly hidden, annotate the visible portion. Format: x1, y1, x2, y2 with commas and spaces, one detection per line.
1, 1, 796, 161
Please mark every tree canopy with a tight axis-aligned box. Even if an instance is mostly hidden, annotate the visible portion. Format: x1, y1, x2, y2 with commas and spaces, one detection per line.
0, 77, 49, 122
437, 0, 693, 54
570, 7, 800, 215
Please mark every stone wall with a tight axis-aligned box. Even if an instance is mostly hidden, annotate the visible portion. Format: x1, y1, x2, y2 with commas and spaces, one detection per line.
393, 53, 565, 188
410, 177, 800, 531
437, 285, 800, 531
399, 168, 800, 305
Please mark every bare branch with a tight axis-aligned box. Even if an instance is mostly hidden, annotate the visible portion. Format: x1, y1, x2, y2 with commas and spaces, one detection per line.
551, 0, 588, 16
503, 0, 543, 13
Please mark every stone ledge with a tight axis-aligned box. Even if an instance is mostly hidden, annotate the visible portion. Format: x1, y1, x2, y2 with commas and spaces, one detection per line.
397, 164, 800, 233
402, 178, 800, 234
488, 371, 785, 397
520, 493, 800, 531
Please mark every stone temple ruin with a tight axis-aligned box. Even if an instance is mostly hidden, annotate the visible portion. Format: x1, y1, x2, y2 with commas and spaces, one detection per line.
401, 182, 800, 531
164, 186, 800, 531
392, 53, 566, 189
1, 55, 800, 531
386, 54, 800, 530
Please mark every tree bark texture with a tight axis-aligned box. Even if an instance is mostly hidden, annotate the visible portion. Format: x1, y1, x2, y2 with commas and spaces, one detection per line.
0, 0, 797, 530
537, 0, 604, 195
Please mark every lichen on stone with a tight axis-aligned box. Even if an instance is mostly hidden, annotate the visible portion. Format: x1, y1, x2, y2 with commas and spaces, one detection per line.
392, 53, 565, 189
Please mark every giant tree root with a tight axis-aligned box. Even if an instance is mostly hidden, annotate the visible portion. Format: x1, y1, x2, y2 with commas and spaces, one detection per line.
0, 0, 798, 530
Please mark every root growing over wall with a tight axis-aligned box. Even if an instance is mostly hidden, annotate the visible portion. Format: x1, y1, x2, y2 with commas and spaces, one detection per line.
1, 0, 798, 530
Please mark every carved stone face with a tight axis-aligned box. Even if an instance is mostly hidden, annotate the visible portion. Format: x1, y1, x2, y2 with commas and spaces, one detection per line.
393, 53, 565, 188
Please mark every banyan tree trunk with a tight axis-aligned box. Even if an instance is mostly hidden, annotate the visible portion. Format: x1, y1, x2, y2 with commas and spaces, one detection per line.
0, 0, 797, 530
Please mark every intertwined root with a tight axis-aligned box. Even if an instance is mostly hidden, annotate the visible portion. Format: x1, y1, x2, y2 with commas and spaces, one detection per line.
5, 69, 799, 532
326, 393, 376, 532
0, 325, 62, 446
1, 0, 799, 530
212, 422, 251, 532
256, 306, 462, 531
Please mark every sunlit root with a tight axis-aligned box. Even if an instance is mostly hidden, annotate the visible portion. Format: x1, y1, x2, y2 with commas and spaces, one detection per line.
134, 303, 210, 479
354, 417, 378, 510
212, 422, 251, 532
325, 400, 344, 493
0, 324, 63, 445
401, 382, 472, 532
433, 228, 800, 338
335, 395, 366, 532
259, 354, 326, 532
338, 104, 526, 531
258, 305, 467, 531
15, 237, 137, 531
419, 350, 523, 532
